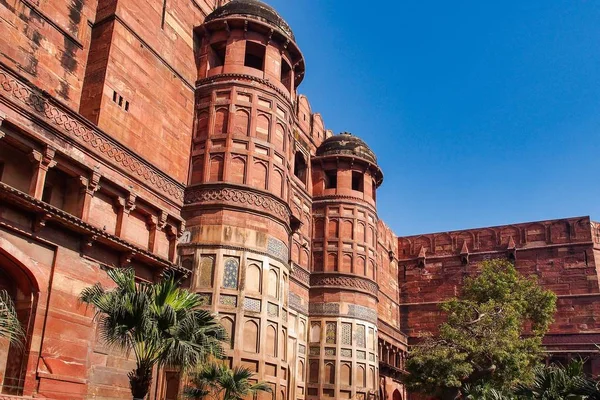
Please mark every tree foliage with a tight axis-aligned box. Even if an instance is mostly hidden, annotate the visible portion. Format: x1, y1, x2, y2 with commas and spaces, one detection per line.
0, 289, 24, 345
403, 259, 557, 399
184, 363, 272, 400
81, 268, 227, 399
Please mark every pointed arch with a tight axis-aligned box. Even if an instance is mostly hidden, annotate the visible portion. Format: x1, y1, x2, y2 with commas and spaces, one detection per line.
243, 319, 259, 353
233, 108, 250, 136
251, 161, 268, 190
229, 155, 246, 184
266, 324, 277, 357
256, 113, 270, 141
246, 263, 262, 294
214, 108, 229, 134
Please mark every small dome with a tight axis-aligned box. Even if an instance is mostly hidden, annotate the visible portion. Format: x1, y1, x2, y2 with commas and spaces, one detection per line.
206, 0, 295, 41
316, 132, 377, 164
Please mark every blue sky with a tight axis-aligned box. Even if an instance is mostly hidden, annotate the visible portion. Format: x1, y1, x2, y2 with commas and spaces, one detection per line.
268, 0, 600, 236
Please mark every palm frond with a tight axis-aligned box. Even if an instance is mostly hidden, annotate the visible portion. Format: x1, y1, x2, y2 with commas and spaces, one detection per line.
0, 289, 24, 345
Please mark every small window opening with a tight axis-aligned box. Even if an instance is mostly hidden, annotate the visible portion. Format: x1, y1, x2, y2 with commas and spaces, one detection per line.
244, 42, 265, 71
324, 170, 337, 189
352, 171, 363, 192
112, 91, 117, 102
294, 152, 307, 184
281, 60, 292, 91
125, 101, 130, 112
118, 96, 123, 107
209, 42, 226, 68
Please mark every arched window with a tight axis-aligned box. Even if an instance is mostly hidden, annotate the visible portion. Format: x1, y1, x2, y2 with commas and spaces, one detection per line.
246, 264, 261, 294
310, 323, 320, 343
324, 363, 335, 384
266, 325, 277, 357
243, 320, 259, 353
222, 258, 239, 289
268, 269, 278, 298
294, 152, 307, 184
0, 247, 39, 395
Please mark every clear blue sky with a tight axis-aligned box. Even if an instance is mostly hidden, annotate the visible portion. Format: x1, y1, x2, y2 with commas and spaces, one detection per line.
268, 0, 600, 236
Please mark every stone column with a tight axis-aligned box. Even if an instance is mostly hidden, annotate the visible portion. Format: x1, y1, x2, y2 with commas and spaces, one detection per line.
79, 170, 101, 221
28, 146, 57, 199
116, 192, 136, 238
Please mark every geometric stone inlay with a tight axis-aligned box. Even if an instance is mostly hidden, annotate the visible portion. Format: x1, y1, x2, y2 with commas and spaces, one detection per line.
244, 297, 261, 312
219, 294, 238, 307
341, 323, 352, 346
267, 237, 288, 260
341, 348, 352, 358
267, 303, 279, 318
356, 325, 366, 348
222, 257, 239, 289
325, 322, 336, 344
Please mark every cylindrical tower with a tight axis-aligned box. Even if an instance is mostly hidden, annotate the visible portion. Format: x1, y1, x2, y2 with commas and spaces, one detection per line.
181, 1, 306, 398
308, 133, 384, 400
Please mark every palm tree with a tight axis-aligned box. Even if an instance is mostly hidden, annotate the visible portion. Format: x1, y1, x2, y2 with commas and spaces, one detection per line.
81, 268, 227, 400
462, 384, 514, 400
515, 359, 588, 400
0, 289, 24, 345
184, 363, 272, 400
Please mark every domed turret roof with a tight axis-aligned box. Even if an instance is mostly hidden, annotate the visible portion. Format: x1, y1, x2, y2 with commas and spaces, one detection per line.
316, 132, 377, 164
206, 0, 295, 41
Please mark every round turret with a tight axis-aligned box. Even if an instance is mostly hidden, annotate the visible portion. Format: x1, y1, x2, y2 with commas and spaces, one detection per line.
316, 132, 377, 164
206, 0, 295, 41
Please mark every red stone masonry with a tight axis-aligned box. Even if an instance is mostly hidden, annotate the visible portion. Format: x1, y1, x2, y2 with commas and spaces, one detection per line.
398, 216, 600, 374
1, 1, 598, 400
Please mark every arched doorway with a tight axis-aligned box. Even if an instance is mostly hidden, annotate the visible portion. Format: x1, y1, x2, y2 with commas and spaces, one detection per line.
0, 248, 38, 395
393, 389, 402, 400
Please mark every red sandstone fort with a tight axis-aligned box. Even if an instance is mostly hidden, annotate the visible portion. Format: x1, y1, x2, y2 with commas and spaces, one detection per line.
0, 0, 598, 399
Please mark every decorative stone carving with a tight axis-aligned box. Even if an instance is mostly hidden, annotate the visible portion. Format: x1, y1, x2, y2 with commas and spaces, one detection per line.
0, 68, 185, 202
309, 273, 378, 297
185, 186, 290, 223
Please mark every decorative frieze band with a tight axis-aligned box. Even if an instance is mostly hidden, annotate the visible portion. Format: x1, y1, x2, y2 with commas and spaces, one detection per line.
0, 66, 185, 204
184, 185, 290, 224
310, 273, 379, 297
291, 264, 310, 286
309, 302, 378, 324
196, 73, 291, 104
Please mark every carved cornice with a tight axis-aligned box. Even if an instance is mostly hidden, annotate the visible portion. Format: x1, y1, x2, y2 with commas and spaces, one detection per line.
196, 73, 291, 105
309, 302, 378, 324
184, 184, 291, 225
0, 181, 185, 273
178, 242, 290, 268
0, 64, 185, 204
310, 272, 379, 297
290, 263, 310, 287
312, 195, 378, 214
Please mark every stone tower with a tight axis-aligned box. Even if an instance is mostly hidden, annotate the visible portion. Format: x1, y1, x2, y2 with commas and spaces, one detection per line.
308, 133, 384, 399
181, 1, 306, 398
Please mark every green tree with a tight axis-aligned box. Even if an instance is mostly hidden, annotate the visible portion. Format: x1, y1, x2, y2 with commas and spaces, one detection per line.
184, 363, 272, 400
0, 289, 24, 345
403, 259, 557, 399
81, 269, 226, 399
515, 359, 588, 400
